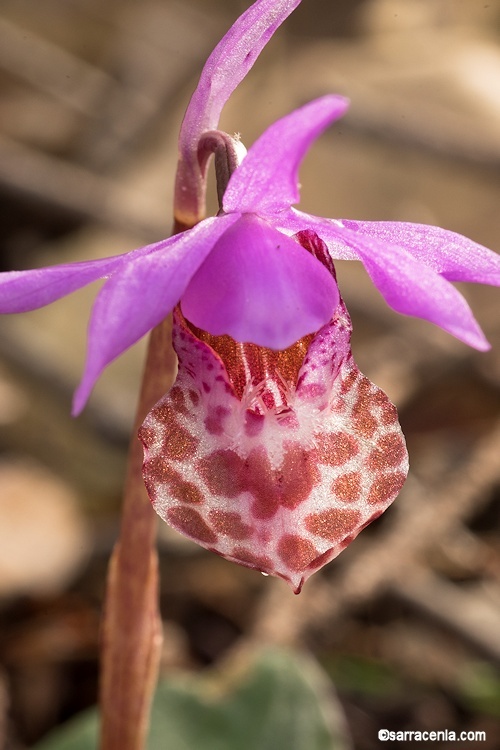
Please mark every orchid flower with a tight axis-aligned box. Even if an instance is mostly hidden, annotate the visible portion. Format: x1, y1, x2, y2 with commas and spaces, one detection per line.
0, 0, 499, 589
140, 232, 409, 592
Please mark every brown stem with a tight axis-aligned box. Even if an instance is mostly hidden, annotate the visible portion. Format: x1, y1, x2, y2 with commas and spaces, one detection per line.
197, 130, 243, 209
99, 317, 175, 750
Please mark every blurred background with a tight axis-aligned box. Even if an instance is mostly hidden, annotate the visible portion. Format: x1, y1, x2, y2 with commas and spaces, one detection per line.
0, 0, 500, 748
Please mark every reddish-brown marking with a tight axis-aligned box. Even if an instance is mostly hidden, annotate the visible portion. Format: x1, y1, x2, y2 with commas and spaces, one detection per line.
244, 447, 281, 520
153, 402, 176, 424
351, 379, 378, 438
142, 472, 160, 503
381, 402, 399, 425
244, 410, 264, 437
357, 377, 372, 397
340, 368, 358, 395
317, 431, 359, 466
186, 320, 311, 404
150, 403, 199, 461
244, 445, 319, 519
198, 449, 245, 497
332, 471, 362, 503
138, 424, 156, 447
188, 389, 199, 406
231, 546, 273, 571
367, 471, 407, 505
208, 510, 252, 540
166, 507, 217, 544
368, 433, 407, 471
201, 444, 318, 520
161, 421, 199, 461
142, 455, 166, 500
169, 386, 188, 414
204, 405, 231, 435
166, 468, 204, 505
352, 408, 378, 439
304, 508, 361, 542
369, 390, 399, 425
277, 534, 318, 571
278, 444, 320, 510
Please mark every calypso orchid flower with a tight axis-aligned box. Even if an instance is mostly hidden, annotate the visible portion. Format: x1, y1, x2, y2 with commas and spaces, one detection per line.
0, 0, 499, 589
140, 231, 409, 592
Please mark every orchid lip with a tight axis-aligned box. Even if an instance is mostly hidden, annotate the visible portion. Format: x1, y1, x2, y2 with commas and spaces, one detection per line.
141, 288, 408, 591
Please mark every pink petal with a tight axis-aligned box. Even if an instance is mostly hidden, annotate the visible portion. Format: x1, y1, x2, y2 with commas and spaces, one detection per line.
278, 210, 490, 350
341, 220, 500, 284
72, 214, 239, 414
175, 0, 302, 224
0, 237, 184, 314
223, 96, 349, 215
179, 0, 301, 160
140, 302, 408, 593
0, 255, 129, 314
275, 209, 360, 259
180, 214, 339, 349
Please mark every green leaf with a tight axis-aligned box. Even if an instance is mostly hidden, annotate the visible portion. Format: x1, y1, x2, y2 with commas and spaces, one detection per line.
458, 661, 500, 718
322, 654, 401, 698
31, 709, 99, 750
32, 647, 351, 750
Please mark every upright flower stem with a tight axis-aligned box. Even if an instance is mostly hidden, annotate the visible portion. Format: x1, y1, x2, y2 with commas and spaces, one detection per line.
98, 120, 245, 750
99, 318, 175, 750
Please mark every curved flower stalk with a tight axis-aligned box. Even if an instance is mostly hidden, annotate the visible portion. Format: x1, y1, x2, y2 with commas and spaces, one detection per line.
140, 233, 408, 592
175, 0, 302, 227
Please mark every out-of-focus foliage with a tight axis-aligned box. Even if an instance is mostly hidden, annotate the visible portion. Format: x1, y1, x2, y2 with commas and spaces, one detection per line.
32, 648, 352, 750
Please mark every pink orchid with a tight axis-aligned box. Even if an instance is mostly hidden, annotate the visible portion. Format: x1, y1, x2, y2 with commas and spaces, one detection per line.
0, 0, 497, 417
0, 0, 498, 587
140, 233, 408, 592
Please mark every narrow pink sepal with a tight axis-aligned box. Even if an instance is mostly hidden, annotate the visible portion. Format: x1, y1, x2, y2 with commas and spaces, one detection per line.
72, 215, 239, 415
179, 0, 301, 160
340, 220, 500, 285
278, 210, 491, 350
0, 255, 130, 314
140, 300, 408, 593
223, 95, 349, 214
175, 0, 302, 223
180, 214, 338, 349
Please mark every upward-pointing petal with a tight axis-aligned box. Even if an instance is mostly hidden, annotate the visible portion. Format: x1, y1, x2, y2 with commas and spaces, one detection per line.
72, 214, 240, 415
223, 96, 349, 215
176, 0, 302, 225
